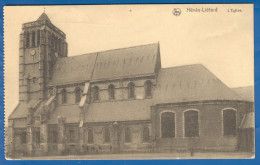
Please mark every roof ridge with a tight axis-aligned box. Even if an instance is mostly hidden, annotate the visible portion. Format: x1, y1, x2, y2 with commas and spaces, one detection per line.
70, 42, 159, 57
37, 12, 51, 22
58, 52, 97, 59
232, 86, 254, 89
161, 63, 203, 70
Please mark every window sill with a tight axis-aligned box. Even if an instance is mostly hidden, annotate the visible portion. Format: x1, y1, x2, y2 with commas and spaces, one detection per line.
183, 136, 200, 139
103, 143, 111, 145
160, 137, 176, 139
68, 143, 77, 145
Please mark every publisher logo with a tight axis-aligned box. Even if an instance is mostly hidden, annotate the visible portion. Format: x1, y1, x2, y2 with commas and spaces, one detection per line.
172, 8, 181, 16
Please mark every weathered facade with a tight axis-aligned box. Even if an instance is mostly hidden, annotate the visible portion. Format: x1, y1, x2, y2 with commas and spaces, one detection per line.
7, 13, 254, 157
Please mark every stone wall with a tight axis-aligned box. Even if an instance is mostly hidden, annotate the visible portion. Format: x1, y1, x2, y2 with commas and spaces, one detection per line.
47, 121, 152, 155
56, 77, 156, 105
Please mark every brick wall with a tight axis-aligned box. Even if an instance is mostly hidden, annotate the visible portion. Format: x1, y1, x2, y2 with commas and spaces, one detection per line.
152, 101, 252, 152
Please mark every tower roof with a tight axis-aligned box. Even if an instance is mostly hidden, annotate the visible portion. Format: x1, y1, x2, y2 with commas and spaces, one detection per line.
37, 12, 51, 22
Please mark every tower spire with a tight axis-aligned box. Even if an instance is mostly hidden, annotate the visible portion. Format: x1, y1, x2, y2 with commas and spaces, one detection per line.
37, 11, 51, 22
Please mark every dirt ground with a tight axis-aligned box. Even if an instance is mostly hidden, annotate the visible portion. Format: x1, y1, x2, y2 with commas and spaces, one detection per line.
17, 152, 255, 160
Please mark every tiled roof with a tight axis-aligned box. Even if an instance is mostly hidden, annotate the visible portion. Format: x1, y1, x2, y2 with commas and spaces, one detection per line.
48, 105, 81, 124
85, 99, 153, 122
13, 118, 27, 128
37, 12, 51, 22
239, 112, 254, 128
9, 103, 28, 119
50, 43, 159, 85
9, 100, 41, 119
48, 99, 153, 124
50, 53, 97, 85
91, 43, 159, 81
153, 64, 242, 104
232, 86, 254, 102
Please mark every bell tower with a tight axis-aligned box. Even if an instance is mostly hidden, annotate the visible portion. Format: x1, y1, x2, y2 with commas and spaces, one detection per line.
19, 12, 68, 102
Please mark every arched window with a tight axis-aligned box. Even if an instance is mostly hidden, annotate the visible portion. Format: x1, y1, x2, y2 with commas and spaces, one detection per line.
88, 129, 94, 144
145, 80, 152, 98
93, 86, 99, 101
143, 127, 150, 142
223, 109, 237, 136
31, 31, 36, 47
20, 132, 27, 144
125, 127, 131, 143
65, 42, 68, 55
128, 82, 135, 99
51, 34, 55, 49
69, 130, 75, 143
184, 110, 199, 137
61, 41, 64, 54
61, 89, 67, 104
32, 77, 37, 83
108, 84, 115, 100
104, 127, 110, 143
54, 37, 58, 51
37, 30, 40, 46
54, 36, 56, 50
53, 130, 58, 143
35, 130, 40, 144
75, 87, 81, 103
26, 32, 30, 48
161, 112, 175, 138
58, 38, 61, 52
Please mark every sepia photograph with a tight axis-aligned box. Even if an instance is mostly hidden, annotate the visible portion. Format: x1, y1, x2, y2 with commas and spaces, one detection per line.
4, 4, 254, 160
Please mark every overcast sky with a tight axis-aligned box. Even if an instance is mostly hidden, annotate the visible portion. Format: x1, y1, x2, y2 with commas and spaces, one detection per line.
4, 4, 253, 122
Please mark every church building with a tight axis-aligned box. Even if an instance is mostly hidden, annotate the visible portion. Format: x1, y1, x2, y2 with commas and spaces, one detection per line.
7, 12, 254, 157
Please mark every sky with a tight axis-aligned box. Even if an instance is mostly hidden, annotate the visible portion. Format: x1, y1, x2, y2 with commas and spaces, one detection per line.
4, 4, 254, 122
